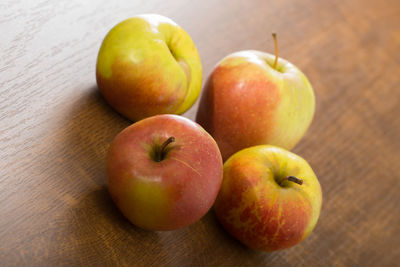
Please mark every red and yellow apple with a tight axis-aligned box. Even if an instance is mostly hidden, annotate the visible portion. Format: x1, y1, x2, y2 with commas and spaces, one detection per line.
214, 145, 322, 251
196, 40, 315, 161
106, 114, 223, 230
96, 14, 202, 121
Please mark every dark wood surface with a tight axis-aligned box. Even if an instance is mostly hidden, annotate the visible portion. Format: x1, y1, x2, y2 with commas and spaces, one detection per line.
1, 0, 400, 266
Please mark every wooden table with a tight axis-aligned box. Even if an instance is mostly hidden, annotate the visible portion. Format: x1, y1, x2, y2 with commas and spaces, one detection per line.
1, 0, 399, 266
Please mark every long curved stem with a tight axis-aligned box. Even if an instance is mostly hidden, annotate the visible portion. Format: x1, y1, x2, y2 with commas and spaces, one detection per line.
155, 136, 175, 162
272, 33, 279, 70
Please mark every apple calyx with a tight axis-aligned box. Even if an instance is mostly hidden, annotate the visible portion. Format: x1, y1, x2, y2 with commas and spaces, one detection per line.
272, 33, 279, 70
280, 176, 303, 186
155, 136, 175, 162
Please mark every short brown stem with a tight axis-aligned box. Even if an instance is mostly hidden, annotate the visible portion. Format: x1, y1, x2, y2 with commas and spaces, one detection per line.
156, 136, 175, 162
282, 176, 303, 186
272, 33, 279, 69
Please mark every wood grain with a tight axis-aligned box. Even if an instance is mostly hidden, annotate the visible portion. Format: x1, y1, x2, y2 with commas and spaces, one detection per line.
1, 0, 400, 266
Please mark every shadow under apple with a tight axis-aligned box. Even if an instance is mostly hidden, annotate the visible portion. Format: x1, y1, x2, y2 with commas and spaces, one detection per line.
44, 86, 171, 265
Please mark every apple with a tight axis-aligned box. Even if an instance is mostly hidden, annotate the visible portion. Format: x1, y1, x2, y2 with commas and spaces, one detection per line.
214, 145, 322, 251
106, 114, 223, 230
196, 34, 315, 161
96, 14, 202, 121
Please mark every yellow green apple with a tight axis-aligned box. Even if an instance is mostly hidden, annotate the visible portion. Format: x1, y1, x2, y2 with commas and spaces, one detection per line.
196, 35, 315, 161
96, 14, 202, 121
106, 114, 223, 230
214, 145, 322, 251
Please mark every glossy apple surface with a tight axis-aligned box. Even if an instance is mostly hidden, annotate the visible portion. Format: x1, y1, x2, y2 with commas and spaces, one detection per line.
97, 14, 202, 121
214, 145, 322, 251
196, 50, 315, 161
107, 114, 223, 230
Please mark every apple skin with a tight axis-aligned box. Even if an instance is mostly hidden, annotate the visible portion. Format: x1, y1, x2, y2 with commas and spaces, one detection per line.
214, 145, 322, 251
106, 114, 223, 231
96, 14, 202, 121
196, 50, 315, 161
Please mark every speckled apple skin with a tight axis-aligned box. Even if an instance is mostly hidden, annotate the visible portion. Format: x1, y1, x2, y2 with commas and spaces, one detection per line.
97, 14, 202, 121
214, 145, 322, 251
196, 51, 315, 161
107, 115, 223, 231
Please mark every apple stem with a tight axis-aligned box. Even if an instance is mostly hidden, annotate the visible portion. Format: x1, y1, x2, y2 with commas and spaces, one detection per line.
272, 33, 279, 70
156, 136, 175, 162
283, 176, 303, 185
